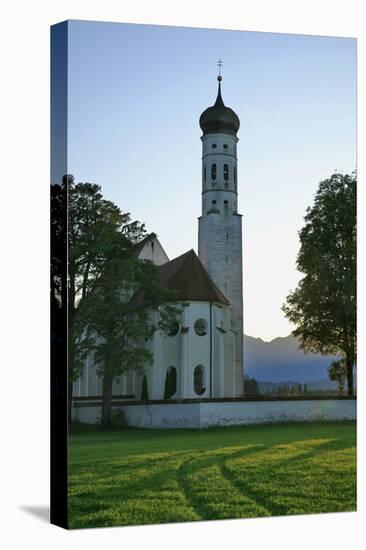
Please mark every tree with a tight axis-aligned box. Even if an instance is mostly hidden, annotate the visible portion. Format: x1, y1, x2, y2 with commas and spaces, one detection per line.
244, 377, 259, 396
51, 176, 180, 424
85, 228, 180, 426
328, 359, 347, 396
141, 375, 149, 400
283, 172, 356, 396
66, 176, 128, 419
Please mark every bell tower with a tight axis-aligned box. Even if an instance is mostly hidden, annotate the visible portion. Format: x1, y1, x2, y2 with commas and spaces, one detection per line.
198, 67, 244, 397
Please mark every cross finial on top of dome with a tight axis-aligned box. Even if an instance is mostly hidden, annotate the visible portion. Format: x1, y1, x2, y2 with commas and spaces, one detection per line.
217, 58, 223, 81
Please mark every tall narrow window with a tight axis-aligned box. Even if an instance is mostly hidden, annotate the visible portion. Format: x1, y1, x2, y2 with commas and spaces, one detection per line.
203, 166, 206, 182
166, 366, 177, 397
234, 166, 237, 184
224, 163, 229, 181
211, 163, 217, 181
194, 366, 206, 396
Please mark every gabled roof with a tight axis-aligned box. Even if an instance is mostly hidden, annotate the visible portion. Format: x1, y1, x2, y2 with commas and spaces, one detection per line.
135, 234, 170, 266
133, 234, 155, 255
134, 249, 229, 307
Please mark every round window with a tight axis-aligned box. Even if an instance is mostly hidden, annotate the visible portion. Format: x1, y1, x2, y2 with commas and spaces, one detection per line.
194, 318, 207, 336
194, 365, 206, 396
167, 321, 179, 337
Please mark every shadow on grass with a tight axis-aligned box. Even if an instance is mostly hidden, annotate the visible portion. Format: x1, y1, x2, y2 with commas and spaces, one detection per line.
68, 423, 356, 528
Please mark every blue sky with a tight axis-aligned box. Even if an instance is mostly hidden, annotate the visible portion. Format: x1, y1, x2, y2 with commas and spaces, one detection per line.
67, 20, 356, 341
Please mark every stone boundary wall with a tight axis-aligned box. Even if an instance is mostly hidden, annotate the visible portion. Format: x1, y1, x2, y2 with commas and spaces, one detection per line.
72, 398, 356, 428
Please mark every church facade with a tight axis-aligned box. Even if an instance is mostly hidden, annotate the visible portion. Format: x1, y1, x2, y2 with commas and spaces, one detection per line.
73, 75, 244, 403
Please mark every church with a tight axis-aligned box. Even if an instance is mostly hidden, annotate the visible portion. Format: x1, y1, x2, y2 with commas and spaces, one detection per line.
73, 73, 244, 404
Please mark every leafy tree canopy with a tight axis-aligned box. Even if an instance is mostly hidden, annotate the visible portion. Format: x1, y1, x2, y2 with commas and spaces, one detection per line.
283, 172, 356, 395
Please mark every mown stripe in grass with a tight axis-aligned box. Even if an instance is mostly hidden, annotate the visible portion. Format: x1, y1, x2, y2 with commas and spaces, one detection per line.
68, 422, 356, 528
178, 446, 271, 520
224, 439, 356, 516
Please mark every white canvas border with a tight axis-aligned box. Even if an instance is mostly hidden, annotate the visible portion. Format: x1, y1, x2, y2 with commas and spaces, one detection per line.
1, 1, 364, 548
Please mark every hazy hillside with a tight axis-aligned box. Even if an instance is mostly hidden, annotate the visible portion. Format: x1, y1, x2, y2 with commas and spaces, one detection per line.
244, 333, 339, 386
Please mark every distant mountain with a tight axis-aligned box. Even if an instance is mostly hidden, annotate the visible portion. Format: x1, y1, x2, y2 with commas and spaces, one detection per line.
244, 333, 339, 386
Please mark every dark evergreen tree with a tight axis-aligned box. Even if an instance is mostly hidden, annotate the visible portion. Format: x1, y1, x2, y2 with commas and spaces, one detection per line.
141, 375, 149, 400
244, 377, 259, 396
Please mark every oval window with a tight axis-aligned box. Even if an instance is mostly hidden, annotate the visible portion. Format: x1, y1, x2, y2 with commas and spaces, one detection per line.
167, 321, 179, 337
194, 318, 207, 336
194, 365, 206, 396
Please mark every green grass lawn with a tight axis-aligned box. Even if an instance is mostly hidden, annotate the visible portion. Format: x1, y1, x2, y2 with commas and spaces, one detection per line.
68, 421, 356, 529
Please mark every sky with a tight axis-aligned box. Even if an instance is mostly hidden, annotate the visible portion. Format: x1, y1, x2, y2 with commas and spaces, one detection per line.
67, 20, 356, 341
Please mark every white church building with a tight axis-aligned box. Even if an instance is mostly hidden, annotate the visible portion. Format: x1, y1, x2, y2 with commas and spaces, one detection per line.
73, 74, 244, 404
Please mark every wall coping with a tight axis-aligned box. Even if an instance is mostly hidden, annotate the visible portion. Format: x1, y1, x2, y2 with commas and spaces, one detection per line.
73, 395, 356, 408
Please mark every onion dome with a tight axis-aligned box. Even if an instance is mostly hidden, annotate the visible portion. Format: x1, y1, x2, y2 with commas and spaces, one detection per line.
199, 76, 240, 136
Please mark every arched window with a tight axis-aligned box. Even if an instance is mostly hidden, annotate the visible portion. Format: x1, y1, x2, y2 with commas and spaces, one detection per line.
211, 163, 217, 181
224, 163, 229, 181
165, 366, 177, 397
194, 365, 206, 396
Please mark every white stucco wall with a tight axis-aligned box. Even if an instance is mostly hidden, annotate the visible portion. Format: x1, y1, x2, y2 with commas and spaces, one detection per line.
142, 301, 232, 400
72, 399, 356, 428
146, 308, 182, 400
198, 131, 243, 398
73, 360, 133, 398
72, 299, 234, 403
123, 400, 356, 428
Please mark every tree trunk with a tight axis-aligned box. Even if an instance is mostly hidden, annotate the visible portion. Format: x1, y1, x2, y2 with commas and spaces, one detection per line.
346, 355, 354, 397
101, 369, 114, 427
